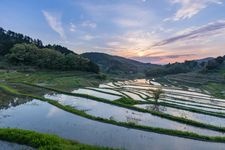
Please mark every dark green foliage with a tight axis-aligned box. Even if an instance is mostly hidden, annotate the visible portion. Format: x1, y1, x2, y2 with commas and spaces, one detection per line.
94, 73, 107, 80
215, 56, 224, 64
5, 43, 99, 73
145, 55, 225, 77
114, 97, 140, 105
204, 56, 225, 71
45, 44, 75, 55
205, 59, 219, 70
145, 62, 195, 77
0, 27, 99, 73
0, 27, 74, 56
87, 60, 100, 73
0, 27, 43, 56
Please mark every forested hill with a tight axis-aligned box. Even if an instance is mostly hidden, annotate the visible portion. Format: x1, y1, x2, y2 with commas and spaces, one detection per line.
82, 52, 159, 74
145, 55, 225, 77
0, 27, 99, 73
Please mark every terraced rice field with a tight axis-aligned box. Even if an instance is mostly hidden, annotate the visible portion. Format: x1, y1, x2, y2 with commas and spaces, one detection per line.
1, 79, 225, 149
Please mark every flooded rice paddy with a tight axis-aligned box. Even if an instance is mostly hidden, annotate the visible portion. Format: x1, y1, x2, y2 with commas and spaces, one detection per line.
44, 94, 223, 136
1, 79, 225, 149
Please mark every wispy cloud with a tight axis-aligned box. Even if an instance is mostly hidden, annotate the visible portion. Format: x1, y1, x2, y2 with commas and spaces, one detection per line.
69, 23, 76, 32
131, 54, 197, 64
81, 21, 97, 28
106, 41, 120, 47
80, 34, 95, 41
42, 10, 66, 39
113, 18, 143, 28
81, 2, 154, 29
151, 20, 225, 48
165, 0, 222, 21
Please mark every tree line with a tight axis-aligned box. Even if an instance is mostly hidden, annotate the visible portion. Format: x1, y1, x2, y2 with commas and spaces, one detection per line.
145, 56, 225, 77
0, 27, 99, 73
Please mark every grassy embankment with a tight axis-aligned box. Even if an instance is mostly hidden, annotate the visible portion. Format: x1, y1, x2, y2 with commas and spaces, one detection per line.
201, 69, 225, 99
0, 128, 111, 150
157, 71, 225, 99
2, 83, 225, 143
0, 70, 107, 91
203, 83, 225, 99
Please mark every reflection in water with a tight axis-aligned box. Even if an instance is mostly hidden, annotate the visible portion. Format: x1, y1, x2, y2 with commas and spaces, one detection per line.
126, 115, 141, 125
1, 99, 225, 150
0, 140, 34, 150
72, 88, 121, 101
47, 106, 61, 117
0, 90, 31, 110
9, 83, 54, 97
44, 93, 225, 136
1, 79, 225, 149
136, 104, 225, 127
146, 104, 167, 112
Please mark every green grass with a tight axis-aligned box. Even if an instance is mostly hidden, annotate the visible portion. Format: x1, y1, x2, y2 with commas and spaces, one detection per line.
0, 82, 20, 95
203, 83, 225, 99
157, 72, 225, 99
114, 97, 141, 105
0, 70, 106, 91
0, 128, 111, 150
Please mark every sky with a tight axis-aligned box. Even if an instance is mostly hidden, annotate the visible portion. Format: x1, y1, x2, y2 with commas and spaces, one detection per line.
0, 0, 225, 64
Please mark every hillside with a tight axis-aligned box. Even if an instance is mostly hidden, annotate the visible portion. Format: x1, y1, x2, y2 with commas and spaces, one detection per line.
145, 55, 225, 77
149, 55, 225, 98
82, 52, 159, 74
0, 27, 99, 73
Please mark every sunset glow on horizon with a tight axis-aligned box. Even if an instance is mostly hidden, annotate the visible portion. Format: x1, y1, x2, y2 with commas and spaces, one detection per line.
1, 0, 225, 64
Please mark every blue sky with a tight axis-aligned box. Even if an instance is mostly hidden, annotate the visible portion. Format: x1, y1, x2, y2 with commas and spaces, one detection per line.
1, 0, 225, 64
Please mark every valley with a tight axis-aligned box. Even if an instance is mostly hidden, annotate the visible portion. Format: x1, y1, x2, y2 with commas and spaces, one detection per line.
1, 70, 225, 149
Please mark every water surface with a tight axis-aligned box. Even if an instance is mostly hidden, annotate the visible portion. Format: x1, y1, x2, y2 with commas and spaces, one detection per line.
44, 94, 224, 136
1, 94, 225, 149
0, 140, 34, 150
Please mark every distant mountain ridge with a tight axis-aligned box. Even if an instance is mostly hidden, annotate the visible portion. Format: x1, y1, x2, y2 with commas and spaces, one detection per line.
195, 57, 214, 63
81, 52, 159, 74
81, 52, 225, 76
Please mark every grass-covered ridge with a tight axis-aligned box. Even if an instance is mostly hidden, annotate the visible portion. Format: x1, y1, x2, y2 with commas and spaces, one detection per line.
0, 128, 111, 150
0, 70, 107, 91
114, 97, 141, 105
203, 82, 225, 99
